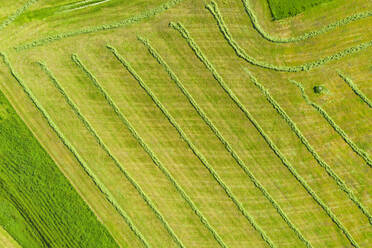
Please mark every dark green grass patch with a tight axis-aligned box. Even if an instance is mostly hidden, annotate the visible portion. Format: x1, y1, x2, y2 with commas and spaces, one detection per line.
267, 0, 332, 20
0, 89, 118, 248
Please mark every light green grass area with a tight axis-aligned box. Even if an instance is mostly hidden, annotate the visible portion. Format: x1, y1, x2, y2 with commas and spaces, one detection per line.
0, 0, 371, 247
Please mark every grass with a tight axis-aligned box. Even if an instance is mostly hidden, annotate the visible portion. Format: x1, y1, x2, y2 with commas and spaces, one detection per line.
267, 0, 332, 20
0, 0, 370, 247
0, 53, 118, 248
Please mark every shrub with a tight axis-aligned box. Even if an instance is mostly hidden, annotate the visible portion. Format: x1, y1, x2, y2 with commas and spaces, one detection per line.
313, 85, 324, 94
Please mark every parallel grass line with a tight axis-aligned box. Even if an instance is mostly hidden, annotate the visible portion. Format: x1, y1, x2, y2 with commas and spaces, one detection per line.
0, 52, 150, 248
14, 0, 183, 51
205, 1, 372, 72
169, 22, 360, 248
0, 0, 39, 32
337, 71, 372, 108
240, 0, 372, 43
290, 80, 372, 169
72, 53, 222, 248
138, 36, 313, 248
109, 44, 276, 248
38, 60, 183, 248
245, 69, 372, 225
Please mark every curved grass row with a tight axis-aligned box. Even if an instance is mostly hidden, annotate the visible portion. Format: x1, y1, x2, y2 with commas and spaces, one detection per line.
38, 61, 183, 248
240, 0, 372, 43
0, 0, 39, 32
290, 80, 372, 168
337, 71, 372, 108
245, 69, 372, 224
205, 1, 372, 72
168, 23, 360, 247
109, 44, 277, 248
14, 0, 184, 51
72, 52, 226, 248
0, 52, 149, 248
138, 36, 313, 248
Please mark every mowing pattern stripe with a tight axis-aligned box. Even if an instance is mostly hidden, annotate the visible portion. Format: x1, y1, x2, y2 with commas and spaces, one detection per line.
0, 0, 39, 32
0, 52, 149, 248
169, 22, 360, 248
337, 71, 372, 108
14, 0, 184, 51
110, 44, 276, 248
39, 61, 183, 248
70, 55, 187, 248
245, 69, 372, 225
138, 36, 313, 248
290, 80, 372, 169
206, 1, 372, 72
103, 47, 227, 248
240, 0, 372, 43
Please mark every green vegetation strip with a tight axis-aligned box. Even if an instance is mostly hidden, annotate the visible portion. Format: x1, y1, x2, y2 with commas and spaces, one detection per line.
39, 61, 182, 248
290, 80, 372, 169
240, 0, 372, 43
245, 69, 372, 224
206, 1, 372, 72
138, 36, 313, 248
72, 54, 184, 247
169, 22, 360, 247
0, 0, 39, 32
0, 52, 147, 248
14, 0, 183, 51
337, 71, 372, 108
110, 43, 276, 248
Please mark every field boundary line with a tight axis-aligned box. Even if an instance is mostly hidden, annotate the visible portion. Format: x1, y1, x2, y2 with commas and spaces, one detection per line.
290, 80, 372, 168
39, 61, 184, 248
110, 43, 277, 248
245, 68, 372, 224
13, 0, 183, 51
240, 0, 372, 43
138, 36, 313, 248
0, 52, 149, 248
337, 71, 372, 108
169, 22, 360, 247
205, 1, 372, 72
0, 0, 39, 32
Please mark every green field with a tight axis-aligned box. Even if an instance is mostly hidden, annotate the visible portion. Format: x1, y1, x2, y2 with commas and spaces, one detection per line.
0, 0, 371, 247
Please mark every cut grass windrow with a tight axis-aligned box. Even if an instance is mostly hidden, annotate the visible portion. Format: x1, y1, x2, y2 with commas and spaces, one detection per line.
71, 53, 223, 248
39, 61, 183, 248
169, 22, 360, 247
0, 52, 150, 248
206, 1, 372, 72
245, 69, 372, 225
138, 36, 313, 248
110, 44, 276, 248
14, 0, 183, 51
290, 80, 372, 169
240, 0, 372, 43
337, 71, 372, 108
0, 0, 39, 32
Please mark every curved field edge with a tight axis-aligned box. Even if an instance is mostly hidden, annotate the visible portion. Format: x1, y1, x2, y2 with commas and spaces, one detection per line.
169, 21, 360, 247
0, 0, 39, 32
13, 0, 184, 51
73, 53, 226, 248
240, 0, 372, 43
0, 53, 119, 248
110, 45, 278, 248
40, 59, 182, 248
290, 80, 372, 168
138, 36, 313, 248
205, 1, 372, 72
245, 69, 372, 224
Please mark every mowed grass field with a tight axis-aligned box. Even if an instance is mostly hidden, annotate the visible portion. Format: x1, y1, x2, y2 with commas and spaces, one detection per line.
0, 0, 371, 247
